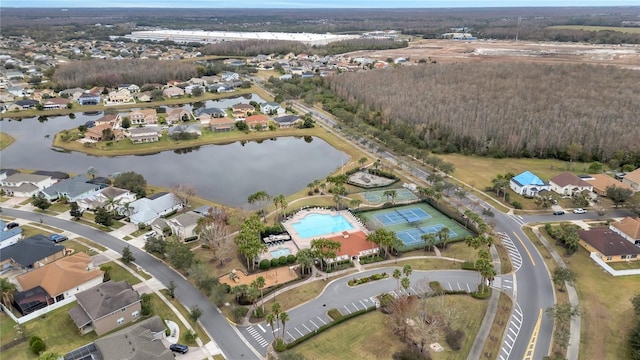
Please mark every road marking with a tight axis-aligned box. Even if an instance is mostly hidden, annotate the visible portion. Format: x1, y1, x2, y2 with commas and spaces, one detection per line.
457, 282, 462, 290
352, 303, 360, 311
295, 327, 304, 336
523, 309, 543, 360
257, 324, 265, 332
343, 305, 352, 314
302, 323, 311, 332
466, 283, 471, 292
317, 316, 327, 325
513, 231, 536, 266
287, 331, 295, 340
309, 319, 319, 329
447, 282, 453, 291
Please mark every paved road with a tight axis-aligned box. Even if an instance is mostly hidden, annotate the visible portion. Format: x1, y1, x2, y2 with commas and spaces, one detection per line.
239, 268, 480, 355
1, 208, 261, 360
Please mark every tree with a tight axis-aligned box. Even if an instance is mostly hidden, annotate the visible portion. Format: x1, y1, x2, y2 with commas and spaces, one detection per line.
310, 238, 341, 271
189, 305, 203, 322
552, 267, 576, 292
266, 312, 277, 340
421, 233, 437, 252
606, 186, 634, 207
296, 248, 314, 275
165, 237, 196, 270
235, 215, 266, 271
247, 285, 260, 317
167, 280, 176, 299
86, 166, 98, 179
383, 189, 398, 204
247, 191, 271, 222
195, 207, 231, 267
349, 198, 362, 209
0, 277, 17, 308
491, 174, 510, 202
172, 184, 195, 208
393, 268, 402, 289
38, 352, 61, 360
546, 303, 580, 350
121, 117, 131, 129
100, 264, 112, 282
279, 311, 289, 339
69, 202, 83, 220
367, 228, 402, 258
358, 156, 368, 168
192, 86, 204, 97
535, 196, 553, 209
436, 227, 451, 249
113, 171, 147, 197
121, 246, 135, 265
588, 161, 604, 173
95, 207, 113, 227
631, 294, 640, 316
401, 276, 411, 292
31, 194, 51, 211
144, 236, 167, 256
402, 264, 413, 278
254, 276, 266, 313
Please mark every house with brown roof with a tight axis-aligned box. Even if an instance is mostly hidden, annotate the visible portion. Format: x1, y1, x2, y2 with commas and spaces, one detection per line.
92, 316, 173, 360
549, 172, 593, 196
68, 280, 142, 335
209, 117, 235, 132
325, 231, 378, 262
578, 227, 640, 263
136, 91, 153, 102
94, 114, 120, 127
16, 252, 103, 306
129, 108, 158, 125
107, 88, 134, 103
584, 174, 634, 196
622, 168, 640, 192
162, 86, 184, 98
42, 97, 70, 110
245, 114, 270, 130
85, 124, 125, 142
609, 217, 640, 245
165, 107, 192, 124
232, 103, 254, 116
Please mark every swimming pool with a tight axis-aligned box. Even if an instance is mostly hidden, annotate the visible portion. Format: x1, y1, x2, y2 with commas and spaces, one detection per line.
270, 248, 292, 258
292, 213, 354, 238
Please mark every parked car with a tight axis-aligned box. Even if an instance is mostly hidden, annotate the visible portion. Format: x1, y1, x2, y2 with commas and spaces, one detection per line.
49, 234, 68, 243
553, 210, 565, 215
5, 222, 19, 230
573, 208, 587, 214
143, 231, 157, 240
169, 344, 189, 354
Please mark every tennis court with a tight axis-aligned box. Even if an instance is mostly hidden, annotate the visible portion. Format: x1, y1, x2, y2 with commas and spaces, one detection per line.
361, 188, 419, 205
396, 225, 458, 247
373, 207, 432, 226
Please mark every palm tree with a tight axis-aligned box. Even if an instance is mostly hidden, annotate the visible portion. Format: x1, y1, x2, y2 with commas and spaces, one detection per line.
247, 285, 260, 317
266, 312, 277, 340
349, 198, 362, 209
358, 157, 368, 168
0, 277, 17, 308
421, 233, 437, 252
392, 268, 402, 289
437, 227, 451, 249
247, 191, 271, 222
86, 166, 97, 179
401, 276, 411, 293
383, 190, 398, 204
374, 159, 381, 170
296, 248, 314, 275
279, 311, 289, 339
402, 264, 413, 278
255, 276, 266, 313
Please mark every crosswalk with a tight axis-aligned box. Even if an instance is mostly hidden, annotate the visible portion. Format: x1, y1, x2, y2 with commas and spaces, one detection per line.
246, 324, 269, 348
498, 232, 523, 272
508, 214, 526, 226
500, 302, 524, 360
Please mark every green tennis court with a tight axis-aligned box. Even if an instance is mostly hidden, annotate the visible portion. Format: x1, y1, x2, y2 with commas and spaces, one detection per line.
360, 202, 472, 251
360, 188, 418, 205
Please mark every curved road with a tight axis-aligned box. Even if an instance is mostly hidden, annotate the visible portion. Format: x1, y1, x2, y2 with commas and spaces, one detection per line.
1, 208, 261, 360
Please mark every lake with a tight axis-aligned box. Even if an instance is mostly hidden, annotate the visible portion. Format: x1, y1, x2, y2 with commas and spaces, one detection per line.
0, 96, 349, 206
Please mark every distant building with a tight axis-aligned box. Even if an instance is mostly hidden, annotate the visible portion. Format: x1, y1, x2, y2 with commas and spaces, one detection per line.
509, 171, 550, 197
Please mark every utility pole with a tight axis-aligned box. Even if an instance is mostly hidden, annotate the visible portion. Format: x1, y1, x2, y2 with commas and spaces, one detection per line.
515, 16, 522, 42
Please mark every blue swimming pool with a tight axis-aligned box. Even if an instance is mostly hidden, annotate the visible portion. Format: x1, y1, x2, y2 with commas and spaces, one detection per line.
270, 248, 292, 258
292, 213, 354, 238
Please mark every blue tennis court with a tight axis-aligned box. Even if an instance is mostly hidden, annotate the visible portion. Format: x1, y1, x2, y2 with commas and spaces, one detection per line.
373, 207, 432, 226
396, 224, 458, 247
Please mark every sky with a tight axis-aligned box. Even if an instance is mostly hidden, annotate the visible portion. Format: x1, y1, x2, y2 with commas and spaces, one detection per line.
3, 0, 639, 8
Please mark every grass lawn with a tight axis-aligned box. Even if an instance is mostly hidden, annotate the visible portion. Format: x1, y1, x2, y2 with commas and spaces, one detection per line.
102, 261, 142, 285
160, 290, 211, 344
535, 228, 639, 359
440, 154, 591, 192
0, 312, 21, 346
288, 310, 406, 360
547, 25, 640, 33
47, 201, 70, 214
262, 279, 328, 312
480, 292, 513, 359
74, 237, 108, 252
63, 239, 93, 255
371, 258, 461, 272
20, 225, 55, 238
0, 132, 15, 150
193, 247, 245, 280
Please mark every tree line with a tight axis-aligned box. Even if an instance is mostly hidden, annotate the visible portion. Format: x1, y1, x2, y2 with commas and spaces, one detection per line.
324, 62, 640, 165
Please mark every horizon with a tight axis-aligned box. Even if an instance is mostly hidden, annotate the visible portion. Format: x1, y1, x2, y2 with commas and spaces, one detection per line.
3, 1, 640, 8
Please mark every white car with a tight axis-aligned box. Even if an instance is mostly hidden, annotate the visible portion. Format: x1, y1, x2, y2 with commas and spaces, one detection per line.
573, 208, 587, 214
143, 231, 157, 240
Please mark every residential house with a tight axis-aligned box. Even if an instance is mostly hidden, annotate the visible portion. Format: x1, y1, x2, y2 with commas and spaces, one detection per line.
184, 84, 204, 95
578, 228, 640, 263
168, 124, 202, 138
209, 117, 235, 132
0, 173, 55, 197
136, 91, 153, 102
152, 211, 202, 241
509, 171, 550, 197
8, 86, 27, 97
232, 103, 254, 117
609, 217, 640, 245
40, 174, 105, 202
0, 219, 22, 249
622, 168, 640, 192
273, 114, 302, 128
89, 316, 173, 360
549, 172, 594, 196
196, 107, 227, 124
326, 231, 379, 263
245, 114, 270, 130
77, 92, 101, 106
14, 99, 39, 110
94, 114, 120, 127
68, 280, 141, 335
129, 127, 160, 144
15, 253, 103, 314
59, 87, 85, 99
76, 186, 137, 215
0, 234, 66, 270
584, 174, 634, 196
129, 108, 158, 125
208, 83, 228, 93
220, 71, 240, 82
260, 102, 284, 115
162, 86, 184, 98
165, 107, 191, 124
41, 97, 69, 110
107, 89, 134, 103
128, 192, 184, 225
85, 124, 125, 142
117, 84, 140, 93
31, 89, 55, 102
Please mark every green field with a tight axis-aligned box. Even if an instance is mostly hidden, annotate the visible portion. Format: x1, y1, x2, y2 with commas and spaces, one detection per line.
548, 25, 640, 34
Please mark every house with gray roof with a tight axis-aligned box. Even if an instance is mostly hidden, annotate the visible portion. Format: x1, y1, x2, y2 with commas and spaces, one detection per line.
76, 186, 137, 215
168, 124, 202, 138
93, 316, 173, 360
0, 172, 56, 197
196, 107, 226, 120
151, 211, 202, 241
129, 127, 160, 144
260, 101, 284, 115
68, 280, 141, 335
0, 219, 22, 249
40, 174, 105, 202
0, 234, 66, 270
273, 114, 302, 128
129, 192, 184, 225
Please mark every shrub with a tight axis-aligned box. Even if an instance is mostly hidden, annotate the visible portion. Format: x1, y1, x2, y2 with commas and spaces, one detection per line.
287, 254, 297, 264
259, 259, 271, 270
429, 281, 443, 293
445, 329, 465, 350
392, 347, 431, 360
271, 259, 279, 268
233, 306, 248, 322
379, 293, 394, 307
29, 337, 46, 355
328, 308, 343, 320
278, 256, 288, 265
461, 261, 476, 270
251, 307, 265, 319
275, 338, 287, 352
29, 336, 43, 347
512, 201, 523, 209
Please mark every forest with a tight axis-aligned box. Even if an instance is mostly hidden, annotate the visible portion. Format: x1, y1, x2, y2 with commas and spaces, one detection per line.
201, 39, 408, 57
324, 63, 640, 163
51, 59, 198, 89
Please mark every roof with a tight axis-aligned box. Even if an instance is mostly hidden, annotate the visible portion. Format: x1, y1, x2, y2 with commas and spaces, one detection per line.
232, 103, 254, 110
168, 124, 201, 135
129, 127, 159, 136
169, 211, 202, 228
0, 235, 65, 267
196, 107, 226, 116
624, 168, 640, 185
41, 174, 101, 199
98, 186, 130, 199
585, 174, 633, 193
511, 171, 545, 187
326, 231, 377, 258
273, 115, 300, 124
73, 280, 140, 321
550, 172, 592, 188
2, 173, 51, 184
610, 217, 640, 240
93, 316, 173, 360
0, 219, 22, 242
32, 170, 69, 180
245, 114, 269, 124
130, 193, 181, 224
578, 228, 640, 256
16, 252, 102, 297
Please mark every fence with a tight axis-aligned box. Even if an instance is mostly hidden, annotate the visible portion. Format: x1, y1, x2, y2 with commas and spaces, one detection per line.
1, 296, 76, 324
590, 253, 640, 276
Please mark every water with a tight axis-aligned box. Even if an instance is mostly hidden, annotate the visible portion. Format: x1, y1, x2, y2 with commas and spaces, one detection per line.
269, 248, 292, 258
292, 213, 354, 239
0, 95, 349, 206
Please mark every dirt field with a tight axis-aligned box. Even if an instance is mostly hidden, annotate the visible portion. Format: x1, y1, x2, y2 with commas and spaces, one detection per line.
347, 39, 640, 70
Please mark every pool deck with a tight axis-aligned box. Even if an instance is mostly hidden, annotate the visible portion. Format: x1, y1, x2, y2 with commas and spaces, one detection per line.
259, 241, 299, 262
282, 208, 368, 251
